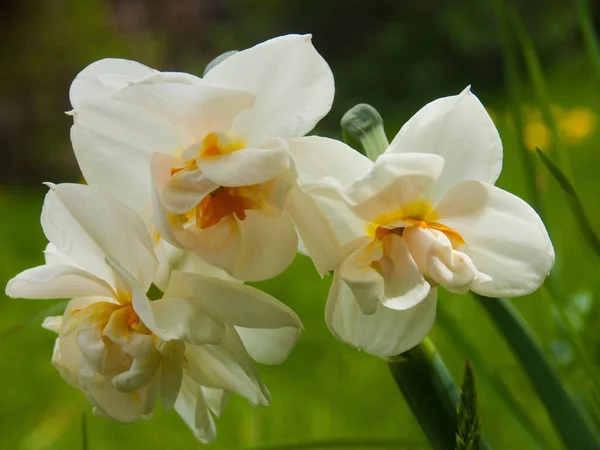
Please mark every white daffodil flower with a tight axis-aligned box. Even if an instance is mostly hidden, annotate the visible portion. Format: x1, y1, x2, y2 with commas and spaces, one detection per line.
68, 34, 339, 282
290, 87, 555, 358
5, 183, 302, 442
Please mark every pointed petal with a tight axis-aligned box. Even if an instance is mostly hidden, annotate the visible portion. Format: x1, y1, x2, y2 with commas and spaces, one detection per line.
70, 58, 157, 107
42, 183, 158, 290
6, 264, 115, 300
235, 326, 301, 365
204, 34, 334, 145
175, 375, 216, 443
388, 87, 502, 199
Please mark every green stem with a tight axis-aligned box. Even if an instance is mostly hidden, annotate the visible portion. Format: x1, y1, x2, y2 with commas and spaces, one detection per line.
475, 295, 600, 449
388, 338, 490, 450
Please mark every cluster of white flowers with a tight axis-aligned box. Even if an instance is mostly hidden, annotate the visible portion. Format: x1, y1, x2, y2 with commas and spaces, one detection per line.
5, 35, 554, 442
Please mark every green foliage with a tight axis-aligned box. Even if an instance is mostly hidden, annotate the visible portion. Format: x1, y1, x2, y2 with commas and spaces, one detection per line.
456, 361, 482, 450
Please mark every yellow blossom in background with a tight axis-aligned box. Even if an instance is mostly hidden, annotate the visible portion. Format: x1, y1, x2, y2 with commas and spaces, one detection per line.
560, 107, 596, 145
521, 104, 597, 151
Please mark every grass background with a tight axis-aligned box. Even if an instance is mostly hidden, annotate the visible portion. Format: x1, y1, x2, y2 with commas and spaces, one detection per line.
2, 1, 600, 449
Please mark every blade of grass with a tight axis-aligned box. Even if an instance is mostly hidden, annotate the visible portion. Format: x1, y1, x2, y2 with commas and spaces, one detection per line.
492, 0, 543, 214
436, 307, 555, 449
476, 295, 600, 449
574, 0, 600, 84
509, 5, 572, 178
536, 148, 600, 257
82, 412, 88, 450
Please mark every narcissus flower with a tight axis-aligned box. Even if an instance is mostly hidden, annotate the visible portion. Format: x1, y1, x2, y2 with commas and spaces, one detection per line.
69, 34, 339, 281
291, 87, 555, 358
5, 183, 302, 442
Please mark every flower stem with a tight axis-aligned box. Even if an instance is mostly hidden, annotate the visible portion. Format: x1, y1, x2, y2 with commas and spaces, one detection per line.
475, 294, 600, 449
388, 338, 490, 450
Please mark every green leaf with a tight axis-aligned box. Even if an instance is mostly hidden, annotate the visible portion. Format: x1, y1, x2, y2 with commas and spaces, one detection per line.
476, 295, 600, 449
340, 103, 389, 161
456, 361, 481, 450
536, 148, 600, 258
388, 338, 490, 450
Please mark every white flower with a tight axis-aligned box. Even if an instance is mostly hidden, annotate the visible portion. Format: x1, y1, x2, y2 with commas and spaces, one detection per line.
5, 183, 302, 442
290, 87, 555, 358
68, 34, 339, 281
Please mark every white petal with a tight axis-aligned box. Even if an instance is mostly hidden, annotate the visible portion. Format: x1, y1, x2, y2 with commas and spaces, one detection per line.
204, 34, 334, 145
434, 181, 554, 296
379, 234, 431, 310
162, 167, 218, 215
42, 316, 62, 333
175, 375, 216, 443
326, 276, 438, 358
71, 98, 181, 210
159, 342, 185, 411
201, 387, 229, 418
109, 75, 255, 144
235, 326, 300, 365
387, 87, 502, 199
286, 136, 373, 187
164, 270, 303, 330
70, 58, 157, 108
339, 237, 385, 315
285, 184, 340, 275
6, 264, 115, 300
43, 183, 158, 290
403, 226, 476, 292
345, 152, 444, 223
185, 326, 269, 405
196, 210, 298, 282
199, 138, 291, 187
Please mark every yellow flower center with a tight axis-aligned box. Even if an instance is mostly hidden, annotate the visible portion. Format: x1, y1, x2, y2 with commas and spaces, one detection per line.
366, 199, 465, 246
169, 133, 276, 229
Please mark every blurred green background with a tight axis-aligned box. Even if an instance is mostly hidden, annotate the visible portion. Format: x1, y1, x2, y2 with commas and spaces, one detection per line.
2, 1, 600, 449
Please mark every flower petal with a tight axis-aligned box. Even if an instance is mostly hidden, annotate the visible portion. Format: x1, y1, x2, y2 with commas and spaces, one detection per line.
284, 184, 340, 275
6, 264, 115, 300
326, 276, 438, 358
42, 183, 158, 290
379, 234, 431, 310
199, 138, 291, 187
339, 237, 384, 315
164, 270, 303, 330
70, 58, 157, 108
185, 326, 269, 405
434, 180, 554, 296
70, 98, 181, 210
175, 375, 216, 444
109, 75, 255, 145
286, 136, 373, 187
161, 166, 218, 215
204, 34, 334, 145
235, 326, 301, 365
387, 87, 502, 198
345, 152, 444, 223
